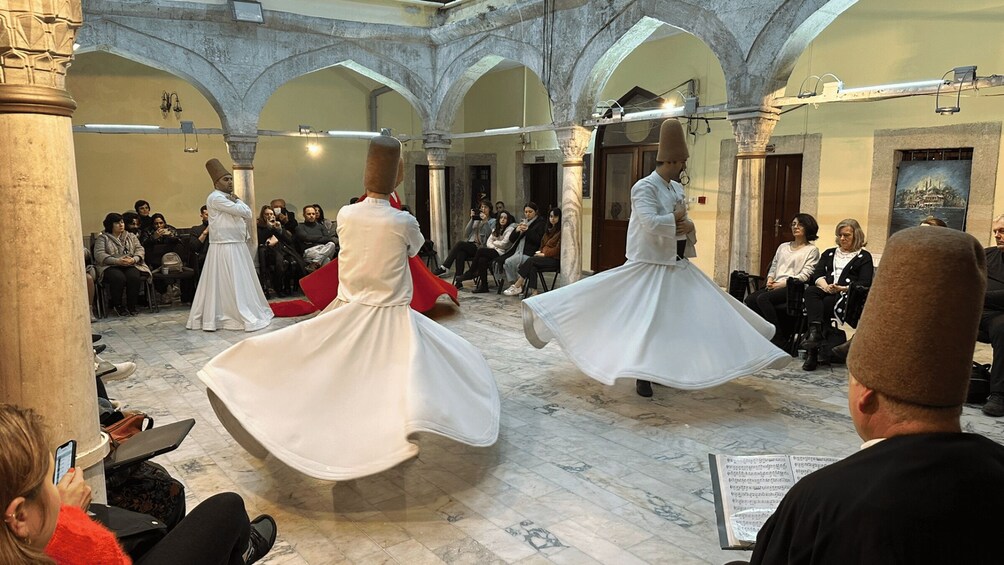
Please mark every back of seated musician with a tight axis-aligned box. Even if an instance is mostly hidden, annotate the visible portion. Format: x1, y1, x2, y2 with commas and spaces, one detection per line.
745, 226, 1004, 565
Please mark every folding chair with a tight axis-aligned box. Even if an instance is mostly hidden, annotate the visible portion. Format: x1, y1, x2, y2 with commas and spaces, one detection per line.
523, 264, 560, 298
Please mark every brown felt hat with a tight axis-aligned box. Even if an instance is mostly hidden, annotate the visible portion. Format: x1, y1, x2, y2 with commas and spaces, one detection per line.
364, 135, 402, 195
205, 158, 230, 184
848, 226, 986, 407
656, 119, 688, 163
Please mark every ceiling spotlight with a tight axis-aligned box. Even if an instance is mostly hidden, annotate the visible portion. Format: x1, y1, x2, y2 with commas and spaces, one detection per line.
935, 66, 976, 115
298, 125, 312, 135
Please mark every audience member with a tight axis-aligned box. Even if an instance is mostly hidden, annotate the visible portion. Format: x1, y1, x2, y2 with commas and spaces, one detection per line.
502, 202, 546, 294
270, 199, 297, 232
466, 210, 517, 293
801, 218, 873, 371
140, 214, 181, 269
294, 205, 338, 268
122, 212, 141, 236
134, 200, 153, 232
748, 226, 1004, 565
257, 206, 300, 297
349, 197, 359, 205
311, 203, 334, 231
980, 215, 1004, 417
434, 201, 495, 286
0, 404, 277, 564
505, 207, 562, 297
494, 200, 505, 216
188, 205, 210, 275
745, 214, 821, 346
94, 213, 151, 317
920, 215, 948, 227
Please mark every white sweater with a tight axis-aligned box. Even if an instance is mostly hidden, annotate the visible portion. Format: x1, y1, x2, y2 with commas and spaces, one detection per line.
767, 242, 820, 282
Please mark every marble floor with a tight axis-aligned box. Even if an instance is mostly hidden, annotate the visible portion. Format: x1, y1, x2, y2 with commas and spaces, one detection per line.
93, 290, 1001, 565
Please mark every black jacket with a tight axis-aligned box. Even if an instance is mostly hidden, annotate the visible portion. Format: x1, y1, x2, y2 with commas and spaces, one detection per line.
508, 216, 547, 256
809, 248, 874, 287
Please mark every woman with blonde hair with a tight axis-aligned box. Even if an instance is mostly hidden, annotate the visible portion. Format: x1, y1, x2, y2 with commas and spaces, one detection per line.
801, 218, 874, 371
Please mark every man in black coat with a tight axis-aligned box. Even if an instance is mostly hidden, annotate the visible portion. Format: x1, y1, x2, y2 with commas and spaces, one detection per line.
980, 215, 1004, 416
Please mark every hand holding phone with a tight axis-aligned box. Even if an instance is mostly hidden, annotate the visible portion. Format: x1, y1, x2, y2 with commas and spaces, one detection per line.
54, 440, 76, 484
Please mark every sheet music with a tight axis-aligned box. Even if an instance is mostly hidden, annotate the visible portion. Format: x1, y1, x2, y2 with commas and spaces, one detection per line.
713, 454, 840, 546
717, 455, 795, 544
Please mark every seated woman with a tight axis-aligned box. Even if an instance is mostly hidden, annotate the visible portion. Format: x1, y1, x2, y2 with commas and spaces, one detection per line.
466, 210, 517, 293
504, 208, 561, 297
801, 218, 874, 371
94, 213, 151, 317
433, 201, 494, 287
0, 403, 276, 564
744, 213, 821, 346
502, 202, 546, 294
256, 206, 302, 297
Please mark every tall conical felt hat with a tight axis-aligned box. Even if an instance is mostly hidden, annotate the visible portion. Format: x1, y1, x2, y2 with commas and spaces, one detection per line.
205, 158, 230, 184
364, 135, 402, 195
656, 119, 688, 162
848, 226, 986, 407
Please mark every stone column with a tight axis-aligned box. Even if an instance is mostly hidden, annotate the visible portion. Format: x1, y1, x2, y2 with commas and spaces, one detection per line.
424, 133, 451, 256
727, 109, 779, 275
0, 1, 109, 499
225, 134, 258, 257
555, 126, 592, 285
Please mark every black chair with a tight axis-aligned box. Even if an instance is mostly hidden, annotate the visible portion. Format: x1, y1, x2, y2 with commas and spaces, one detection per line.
492, 246, 521, 294
784, 278, 807, 356
523, 264, 560, 298
728, 270, 764, 301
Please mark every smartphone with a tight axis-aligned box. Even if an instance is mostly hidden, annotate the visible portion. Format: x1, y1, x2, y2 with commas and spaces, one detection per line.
273, 207, 283, 217
54, 440, 76, 484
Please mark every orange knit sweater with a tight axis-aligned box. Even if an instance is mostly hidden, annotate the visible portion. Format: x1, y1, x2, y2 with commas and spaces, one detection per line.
46, 505, 131, 565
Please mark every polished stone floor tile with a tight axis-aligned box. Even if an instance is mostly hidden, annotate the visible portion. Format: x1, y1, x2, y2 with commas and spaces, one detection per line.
93, 292, 1003, 564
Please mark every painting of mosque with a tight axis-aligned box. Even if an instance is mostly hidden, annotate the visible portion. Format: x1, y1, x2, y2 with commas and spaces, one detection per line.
890, 158, 971, 235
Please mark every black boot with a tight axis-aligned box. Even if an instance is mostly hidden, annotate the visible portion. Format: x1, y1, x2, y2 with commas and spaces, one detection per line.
636, 379, 653, 397
472, 280, 490, 293
803, 322, 824, 348
453, 277, 464, 290
802, 348, 819, 371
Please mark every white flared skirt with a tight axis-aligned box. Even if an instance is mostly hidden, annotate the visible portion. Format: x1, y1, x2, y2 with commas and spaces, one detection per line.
198, 302, 500, 480
187, 242, 273, 332
522, 260, 790, 389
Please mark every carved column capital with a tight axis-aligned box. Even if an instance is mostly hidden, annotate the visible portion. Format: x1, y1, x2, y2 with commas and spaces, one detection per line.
0, 0, 83, 115
555, 125, 591, 165
225, 134, 258, 168
728, 108, 779, 156
423, 132, 451, 170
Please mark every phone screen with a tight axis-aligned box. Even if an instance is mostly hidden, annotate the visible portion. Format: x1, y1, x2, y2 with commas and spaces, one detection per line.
273, 207, 283, 217
54, 440, 76, 484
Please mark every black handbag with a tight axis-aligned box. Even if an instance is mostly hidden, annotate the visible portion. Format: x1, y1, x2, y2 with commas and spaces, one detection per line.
728, 270, 750, 301
88, 503, 168, 560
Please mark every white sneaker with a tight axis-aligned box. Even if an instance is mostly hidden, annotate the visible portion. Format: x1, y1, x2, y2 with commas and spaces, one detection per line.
502, 285, 523, 296
101, 361, 137, 382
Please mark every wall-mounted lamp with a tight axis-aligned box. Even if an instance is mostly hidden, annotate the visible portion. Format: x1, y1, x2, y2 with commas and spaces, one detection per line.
661, 90, 699, 115
160, 91, 182, 119
936, 65, 977, 115
231, 0, 264, 23
591, 100, 624, 120
298, 124, 312, 135
181, 120, 199, 153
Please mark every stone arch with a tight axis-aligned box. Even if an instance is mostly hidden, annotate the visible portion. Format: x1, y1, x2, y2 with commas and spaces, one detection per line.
566, 9, 741, 124
746, 0, 858, 104
73, 30, 237, 130
246, 47, 431, 130
431, 35, 547, 132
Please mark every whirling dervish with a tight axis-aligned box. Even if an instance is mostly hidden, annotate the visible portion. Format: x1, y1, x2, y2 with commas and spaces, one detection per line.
521, 119, 790, 397
199, 134, 500, 480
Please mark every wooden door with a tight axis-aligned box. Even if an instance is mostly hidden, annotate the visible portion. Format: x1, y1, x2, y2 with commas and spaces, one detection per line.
528, 163, 558, 212
591, 145, 658, 271
414, 165, 452, 242
759, 154, 803, 276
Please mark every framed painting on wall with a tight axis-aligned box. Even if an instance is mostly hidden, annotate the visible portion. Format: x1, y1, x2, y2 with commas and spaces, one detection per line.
890, 153, 972, 235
